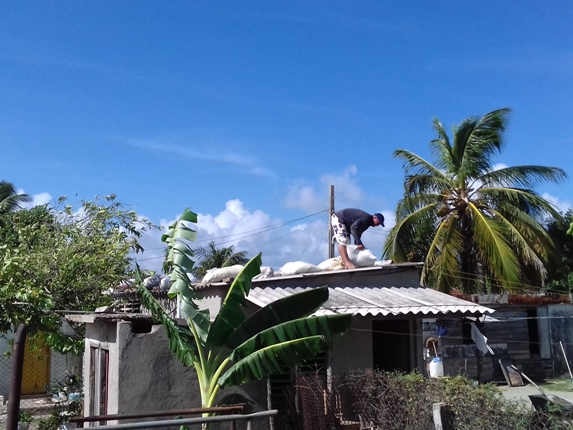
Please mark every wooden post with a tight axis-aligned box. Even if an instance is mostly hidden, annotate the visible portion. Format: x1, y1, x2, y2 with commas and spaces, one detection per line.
6, 324, 27, 430
477, 349, 483, 384
328, 185, 335, 259
433, 402, 454, 430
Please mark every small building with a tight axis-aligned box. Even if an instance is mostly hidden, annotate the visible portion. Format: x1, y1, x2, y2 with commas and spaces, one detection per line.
434, 293, 573, 382
68, 262, 494, 425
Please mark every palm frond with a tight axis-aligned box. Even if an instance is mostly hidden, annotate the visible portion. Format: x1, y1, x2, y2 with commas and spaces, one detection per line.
468, 202, 520, 287
383, 204, 438, 262
480, 165, 567, 190
393, 150, 448, 180
421, 216, 464, 292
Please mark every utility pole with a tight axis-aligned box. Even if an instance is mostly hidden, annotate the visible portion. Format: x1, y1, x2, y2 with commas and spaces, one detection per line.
328, 185, 334, 258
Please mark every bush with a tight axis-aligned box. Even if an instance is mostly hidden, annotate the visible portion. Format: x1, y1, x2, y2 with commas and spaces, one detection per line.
296, 370, 573, 430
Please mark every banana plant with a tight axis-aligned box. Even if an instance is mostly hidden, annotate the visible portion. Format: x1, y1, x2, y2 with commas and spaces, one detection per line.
137, 208, 352, 409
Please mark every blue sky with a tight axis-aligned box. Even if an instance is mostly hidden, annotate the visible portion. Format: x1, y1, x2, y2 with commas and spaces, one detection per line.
2, 2, 572, 272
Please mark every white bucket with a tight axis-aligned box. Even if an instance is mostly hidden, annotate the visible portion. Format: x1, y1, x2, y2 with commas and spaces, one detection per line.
429, 357, 444, 377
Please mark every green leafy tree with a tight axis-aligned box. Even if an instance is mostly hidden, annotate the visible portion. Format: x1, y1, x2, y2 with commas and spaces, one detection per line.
0, 180, 30, 215
192, 240, 249, 278
138, 208, 352, 409
546, 210, 573, 292
384, 108, 567, 293
0, 195, 155, 353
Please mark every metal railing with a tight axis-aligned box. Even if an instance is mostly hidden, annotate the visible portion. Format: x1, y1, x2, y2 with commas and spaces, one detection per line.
71, 409, 277, 429
70, 405, 245, 428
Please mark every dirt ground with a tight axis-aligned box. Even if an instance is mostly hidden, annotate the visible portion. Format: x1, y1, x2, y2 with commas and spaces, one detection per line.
498, 379, 573, 409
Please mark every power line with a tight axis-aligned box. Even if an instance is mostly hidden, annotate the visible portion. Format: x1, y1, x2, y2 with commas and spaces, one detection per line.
135, 209, 329, 263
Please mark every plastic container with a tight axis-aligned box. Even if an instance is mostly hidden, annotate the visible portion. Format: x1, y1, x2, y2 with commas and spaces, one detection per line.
429, 357, 444, 377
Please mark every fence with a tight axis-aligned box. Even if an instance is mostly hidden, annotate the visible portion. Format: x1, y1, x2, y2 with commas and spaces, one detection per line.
272, 371, 573, 430
0, 336, 82, 430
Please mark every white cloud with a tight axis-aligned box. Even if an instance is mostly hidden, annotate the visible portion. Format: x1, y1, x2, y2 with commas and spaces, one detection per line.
127, 139, 274, 178
542, 192, 571, 214
283, 165, 365, 212
21, 192, 52, 208
135, 197, 393, 274
492, 163, 509, 170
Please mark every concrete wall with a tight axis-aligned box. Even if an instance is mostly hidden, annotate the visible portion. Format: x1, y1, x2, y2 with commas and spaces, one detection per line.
82, 318, 270, 429
331, 317, 372, 372
84, 319, 201, 417
547, 304, 573, 378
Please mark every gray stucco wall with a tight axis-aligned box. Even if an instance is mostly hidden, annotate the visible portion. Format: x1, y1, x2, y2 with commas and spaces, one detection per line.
548, 304, 573, 378
331, 317, 372, 372
82, 318, 270, 429
117, 322, 200, 412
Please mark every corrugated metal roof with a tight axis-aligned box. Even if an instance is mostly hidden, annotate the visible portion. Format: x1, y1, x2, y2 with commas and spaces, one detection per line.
247, 285, 494, 317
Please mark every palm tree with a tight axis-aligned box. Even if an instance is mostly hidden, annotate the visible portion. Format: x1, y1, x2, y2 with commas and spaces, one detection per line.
383, 108, 567, 293
0, 181, 30, 215
192, 240, 249, 277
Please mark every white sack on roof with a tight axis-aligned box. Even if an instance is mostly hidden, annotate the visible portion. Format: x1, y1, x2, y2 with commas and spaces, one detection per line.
318, 257, 344, 271
201, 265, 244, 285
347, 245, 377, 267
279, 261, 322, 276
160, 275, 171, 291
253, 266, 275, 280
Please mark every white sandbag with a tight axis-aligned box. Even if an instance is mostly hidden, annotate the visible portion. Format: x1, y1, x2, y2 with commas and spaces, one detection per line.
347, 245, 377, 267
279, 261, 322, 276
201, 265, 244, 284
144, 275, 161, 289
253, 266, 275, 280
159, 275, 171, 291
318, 257, 344, 271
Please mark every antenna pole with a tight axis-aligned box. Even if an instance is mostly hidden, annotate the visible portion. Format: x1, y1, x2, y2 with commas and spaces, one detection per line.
328, 185, 335, 258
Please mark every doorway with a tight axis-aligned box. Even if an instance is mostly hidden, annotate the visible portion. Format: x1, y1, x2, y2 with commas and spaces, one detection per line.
372, 319, 411, 372
21, 337, 50, 394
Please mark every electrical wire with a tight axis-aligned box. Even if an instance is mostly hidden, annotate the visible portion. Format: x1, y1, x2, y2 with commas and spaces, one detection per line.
135, 209, 328, 263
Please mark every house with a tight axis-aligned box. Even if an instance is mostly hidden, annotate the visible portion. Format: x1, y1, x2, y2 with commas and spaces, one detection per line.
0, 332, 81, 401
439, 293, 573, 382
67, 262, 494, 426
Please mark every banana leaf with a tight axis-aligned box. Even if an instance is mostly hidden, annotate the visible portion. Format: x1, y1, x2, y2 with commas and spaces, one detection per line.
230, 314, 352, 361
224, 287, 330, 349
207, 254, 262, 346
137, 284, 197, 367
218, 336, 326, 387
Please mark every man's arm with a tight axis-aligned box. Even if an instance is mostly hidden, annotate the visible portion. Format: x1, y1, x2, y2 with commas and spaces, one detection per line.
350, 217, 370, 247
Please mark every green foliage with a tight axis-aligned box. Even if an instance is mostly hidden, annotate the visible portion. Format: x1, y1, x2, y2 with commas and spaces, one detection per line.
384, 108, 567, 293
18, 411, 33, 423
138, 208, 352, 408
0, 194, 156, 352
192, 240, 249, 278
337, 371, 566, 430
546, 210, 573, 292
0, 180, 30, 215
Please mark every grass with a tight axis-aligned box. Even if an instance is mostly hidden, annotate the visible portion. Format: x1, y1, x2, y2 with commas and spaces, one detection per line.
541, 378, 573, 393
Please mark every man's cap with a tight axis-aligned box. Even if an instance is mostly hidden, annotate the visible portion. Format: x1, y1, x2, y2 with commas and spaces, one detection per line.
374, 212, 385, 227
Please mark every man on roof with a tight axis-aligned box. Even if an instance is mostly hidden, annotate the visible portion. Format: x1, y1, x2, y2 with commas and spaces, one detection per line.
331, 208, 385, 269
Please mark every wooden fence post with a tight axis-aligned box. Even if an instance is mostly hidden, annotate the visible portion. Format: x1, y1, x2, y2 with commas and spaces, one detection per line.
433, 402, 454, 430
